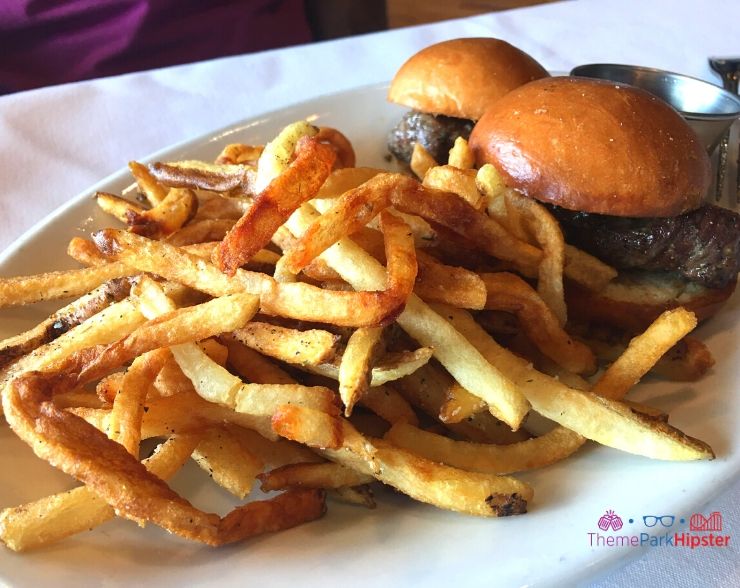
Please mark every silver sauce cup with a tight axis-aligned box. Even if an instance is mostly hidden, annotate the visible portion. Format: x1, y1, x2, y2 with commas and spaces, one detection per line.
570, 63, 740, 153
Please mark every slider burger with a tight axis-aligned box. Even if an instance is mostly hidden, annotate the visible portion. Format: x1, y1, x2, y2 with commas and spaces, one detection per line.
469, 76, 740, 333
386, 37, 549, 164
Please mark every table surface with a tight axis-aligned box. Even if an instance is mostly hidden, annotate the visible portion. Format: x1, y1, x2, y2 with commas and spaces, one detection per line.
0, 0, 738, 585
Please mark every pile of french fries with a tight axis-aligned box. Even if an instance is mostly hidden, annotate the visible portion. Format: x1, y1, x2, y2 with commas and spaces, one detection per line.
0, 120, 717, 551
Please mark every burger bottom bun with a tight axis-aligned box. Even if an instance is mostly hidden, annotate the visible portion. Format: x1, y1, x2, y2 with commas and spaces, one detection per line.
566, 272, 737, 335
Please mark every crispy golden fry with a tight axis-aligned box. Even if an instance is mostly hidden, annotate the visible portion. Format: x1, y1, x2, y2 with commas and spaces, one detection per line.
226, 424, 323, 468
285, 203, 528, 430
192, 425, 264, 499
256, 121, 319, 191
96, 189, 198, 238
581, 329, 714, 382
563, 245, 618, 292
149, 160, 257, 193
316, 127, 356, 169
93, 228, 412, 327
303, 347, 433, 387
272, 404, 532, 516
4, 298, 146, 382
480, 273, 596, 374
386, 422, 585, 475
415, 250, 487, 309
166, 219, 235, 246
0, 262, 132, 309
476, 163, 508, 209
358, 385, 418, 426
437, 305, 713, 461
0, 434, 200, 552
215, 143, 264, 165
330, 485, 377, 509
259, 462, 373, 491
439, 382, 486, 423
232, 322, 340, 366
194, 195, 252, 221
505, 190, 568, 325
221, 334, 296, 385
108, 348, 170, 453
317, 167, 384, 198
591, 308, 698, 400
423, 165, 484, 210
0, 277, 132, 368
216, 137, 336, 274
394, 364, 531, 445
390, 184, 542, 277
95, 191, 146, 222
129, 160, 168, 206
338, 326, 384, 415
279, 173, 417, 275
4, 367, 326, 545
447, 137, 475, 170
410, 143, 437, 179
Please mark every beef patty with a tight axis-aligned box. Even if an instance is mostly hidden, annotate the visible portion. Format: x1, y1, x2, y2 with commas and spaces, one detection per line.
387, 111, 473, 164
551, 204, 740, 289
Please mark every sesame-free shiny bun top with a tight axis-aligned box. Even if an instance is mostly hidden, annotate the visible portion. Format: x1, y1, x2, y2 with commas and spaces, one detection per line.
469, 76, 711, 217
387, 38, 549, 121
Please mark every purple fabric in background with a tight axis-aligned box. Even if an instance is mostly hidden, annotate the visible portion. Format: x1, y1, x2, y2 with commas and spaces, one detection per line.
0, 0, 313, 93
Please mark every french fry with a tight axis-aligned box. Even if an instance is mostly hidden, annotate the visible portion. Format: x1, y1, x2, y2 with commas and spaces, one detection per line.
0, 263, 132, 308
436, 305, 714, 461
505, 190, 568, 325
259, 462, 373, 491
385, 422, 585, 475
0, 434, 201, 552
423, 165, 484, 210
129, 160, 168, 206
232, 322, 340, 366
216, 136, 335, 274
591, 308, 698, 399
0, 277, 131, 368
272, 404, 533, 517
394, 364, 531, 445
278, 173, 417, 275
439, 382, 486, 423
221, 334, 296, 385
358, 385, 419, 426
410, 143, 437, 179
215, 143, 264, 165
149, 160, 257, 193
414, 250, 487, 309
192, 425, 264, 499
447, 136, 475, 170
338, 326, 384, 415
480, 273, 596, 374
94, 227, 413, 328
316, 126, 356, 169
317, 167, 384, 198
302, 347, 433, 387
285, 203, 529, 430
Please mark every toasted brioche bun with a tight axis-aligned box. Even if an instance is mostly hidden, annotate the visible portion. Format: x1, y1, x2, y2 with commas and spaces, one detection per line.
388, 38, 549, 121
469, 76, 711, 217
566, 273, 736, 334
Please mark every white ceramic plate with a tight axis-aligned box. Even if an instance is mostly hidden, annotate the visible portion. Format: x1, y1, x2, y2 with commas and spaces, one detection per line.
0, 83, 738, 587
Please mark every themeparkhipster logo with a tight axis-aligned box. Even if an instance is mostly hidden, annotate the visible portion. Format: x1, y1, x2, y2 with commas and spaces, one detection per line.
588, 509, 731, 549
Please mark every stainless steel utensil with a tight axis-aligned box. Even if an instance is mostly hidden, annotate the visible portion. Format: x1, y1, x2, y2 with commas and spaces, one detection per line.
571, 63, 740, 153
708, 57, 740, 204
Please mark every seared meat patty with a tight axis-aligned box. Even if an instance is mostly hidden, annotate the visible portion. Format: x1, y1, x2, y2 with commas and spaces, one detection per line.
387, 111, 474, 164
552, 204, 740, 289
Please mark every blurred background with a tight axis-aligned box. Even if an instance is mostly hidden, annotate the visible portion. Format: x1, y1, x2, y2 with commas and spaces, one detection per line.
0, 0, 555, 94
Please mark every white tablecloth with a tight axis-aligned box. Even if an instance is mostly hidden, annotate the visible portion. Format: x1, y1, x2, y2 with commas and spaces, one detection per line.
0, 0, 737, 585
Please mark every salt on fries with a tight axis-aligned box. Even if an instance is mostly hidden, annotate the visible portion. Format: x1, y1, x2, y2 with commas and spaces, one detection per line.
0, 121, 717, 553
